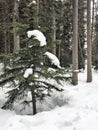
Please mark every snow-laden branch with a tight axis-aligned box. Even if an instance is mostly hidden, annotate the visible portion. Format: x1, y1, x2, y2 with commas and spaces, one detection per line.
27, 30, 47, 47
44, 51, 61, 68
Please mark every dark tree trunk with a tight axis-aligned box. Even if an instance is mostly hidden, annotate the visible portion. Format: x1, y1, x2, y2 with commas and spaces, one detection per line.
31, 90, 37, 115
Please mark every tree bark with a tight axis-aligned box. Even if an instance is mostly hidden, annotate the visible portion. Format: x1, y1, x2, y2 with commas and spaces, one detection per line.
13, 0, 20, 52
87, 0, 92, 82
91, 0, 95, 41
51, 14, 56, 55
2, 1, 10, 67
72, 0, 78, 85
31, 90, 37, 115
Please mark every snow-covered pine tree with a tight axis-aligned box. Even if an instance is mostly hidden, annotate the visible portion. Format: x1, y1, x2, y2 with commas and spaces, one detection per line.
0, 30, 64, 115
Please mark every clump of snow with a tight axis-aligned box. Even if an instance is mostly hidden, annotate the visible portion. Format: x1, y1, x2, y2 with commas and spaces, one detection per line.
47, 68, 56, 73
28, 0, 36, 6
32, 0, 36, 4
64, 73, 71, 78
44, 52, 61, 68
27, 30, 47, 46
23, 68, 33, 78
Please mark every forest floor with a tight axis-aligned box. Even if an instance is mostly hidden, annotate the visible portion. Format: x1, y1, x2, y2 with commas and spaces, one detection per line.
0, 63, 98, 130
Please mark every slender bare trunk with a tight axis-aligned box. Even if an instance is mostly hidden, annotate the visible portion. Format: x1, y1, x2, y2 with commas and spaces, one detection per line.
2, 2, 9, 68
13, 0, 20, 51
91, 0, 95, 41
72, 0, 78, 85
31, 66, 37, 115
52, 14, 56, 55
37, 0, 39, 27
87, 0, 92, 82
31, 91, 37, 115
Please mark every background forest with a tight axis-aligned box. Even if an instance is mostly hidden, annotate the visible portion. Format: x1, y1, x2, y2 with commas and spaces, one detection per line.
0, 0, 97, 69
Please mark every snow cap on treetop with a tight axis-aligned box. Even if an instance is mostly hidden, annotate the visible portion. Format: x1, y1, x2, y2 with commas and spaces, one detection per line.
27, 30, 47, 46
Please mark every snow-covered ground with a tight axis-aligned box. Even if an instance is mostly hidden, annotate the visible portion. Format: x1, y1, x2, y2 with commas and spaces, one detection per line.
0, 62, 98, 130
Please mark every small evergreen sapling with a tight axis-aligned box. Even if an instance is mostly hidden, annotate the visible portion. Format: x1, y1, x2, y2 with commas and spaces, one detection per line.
0, 30, 64, 115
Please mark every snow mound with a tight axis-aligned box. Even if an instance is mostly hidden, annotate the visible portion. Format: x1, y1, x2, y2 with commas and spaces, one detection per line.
1, 64, 98, 130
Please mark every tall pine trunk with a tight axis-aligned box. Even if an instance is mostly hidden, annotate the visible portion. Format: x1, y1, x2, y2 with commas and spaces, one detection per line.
72, 0, 78, 85
2, 1, 10, 68
91, 0, 95, 41
34, 0, 39, 28
13, 0, 20, 52
51, 14, 56, 55
87, 0, 92, 82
